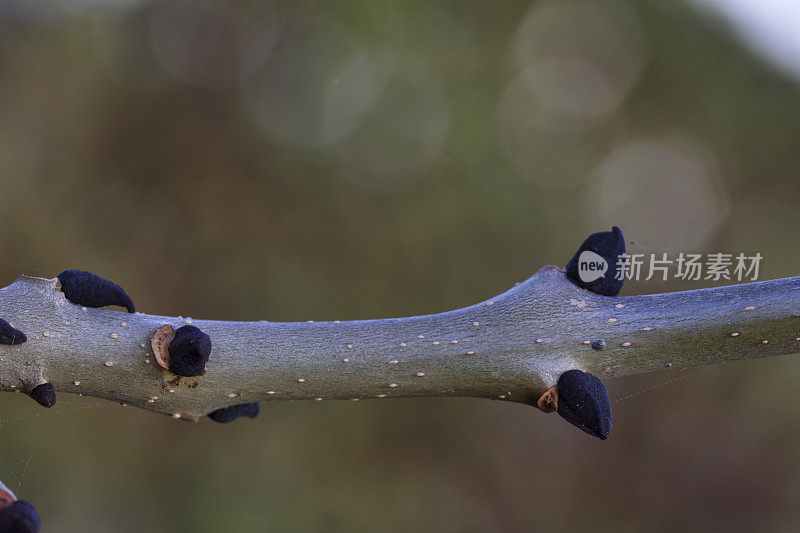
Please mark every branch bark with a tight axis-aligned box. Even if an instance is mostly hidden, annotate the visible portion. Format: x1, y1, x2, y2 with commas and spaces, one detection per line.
1, 267, 798, 421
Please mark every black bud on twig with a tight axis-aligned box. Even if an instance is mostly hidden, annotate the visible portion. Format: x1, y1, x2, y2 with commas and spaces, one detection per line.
565, 226, 626, 296
29, 383, 56, 408
0, 500, 41, 533
0, 319, 26, 345
168, 325, 212, 377
57, 270, 135, 313
208, 402, 260, 423
556, 369, 612, 440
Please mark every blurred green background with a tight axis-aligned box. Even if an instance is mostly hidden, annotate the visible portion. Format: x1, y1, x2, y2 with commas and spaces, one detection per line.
2, 0, 800, 531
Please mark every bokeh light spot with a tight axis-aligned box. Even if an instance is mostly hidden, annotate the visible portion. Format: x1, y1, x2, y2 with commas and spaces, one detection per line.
512, 0, 647, 125
592, 140, 728, 251
243, 18, 382, 147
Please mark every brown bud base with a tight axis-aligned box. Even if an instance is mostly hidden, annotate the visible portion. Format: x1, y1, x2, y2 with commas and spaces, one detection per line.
151, 324, 175, 370
536, 387, 558, 413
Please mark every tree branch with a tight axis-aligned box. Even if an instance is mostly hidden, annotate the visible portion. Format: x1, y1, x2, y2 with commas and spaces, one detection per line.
1, 265, 798, 423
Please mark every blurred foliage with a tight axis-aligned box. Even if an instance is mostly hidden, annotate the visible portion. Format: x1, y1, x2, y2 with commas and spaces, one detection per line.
1, 0, 800, 531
